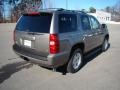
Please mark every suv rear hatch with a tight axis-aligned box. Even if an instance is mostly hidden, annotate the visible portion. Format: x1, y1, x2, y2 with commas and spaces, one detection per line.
14, 12, 53, 57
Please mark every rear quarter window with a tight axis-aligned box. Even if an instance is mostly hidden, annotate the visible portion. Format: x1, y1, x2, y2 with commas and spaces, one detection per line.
59, 14, 77, 33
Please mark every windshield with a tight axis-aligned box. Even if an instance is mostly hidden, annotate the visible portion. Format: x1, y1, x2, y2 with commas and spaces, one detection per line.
16, 13, 52, 33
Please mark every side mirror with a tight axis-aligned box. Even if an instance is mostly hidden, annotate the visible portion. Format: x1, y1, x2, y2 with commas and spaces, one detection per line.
101, 24, 107, 29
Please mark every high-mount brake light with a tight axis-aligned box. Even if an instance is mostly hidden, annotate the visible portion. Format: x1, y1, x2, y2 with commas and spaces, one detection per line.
27, 12, 40, 15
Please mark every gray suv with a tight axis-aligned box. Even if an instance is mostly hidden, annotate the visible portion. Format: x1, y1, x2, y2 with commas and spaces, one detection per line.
13, 9, 109, 73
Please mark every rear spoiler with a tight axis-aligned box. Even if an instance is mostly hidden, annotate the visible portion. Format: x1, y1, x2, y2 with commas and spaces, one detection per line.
23, 12, 52, 16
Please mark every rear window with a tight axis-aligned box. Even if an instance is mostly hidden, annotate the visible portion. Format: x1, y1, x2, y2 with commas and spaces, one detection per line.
16, 13, 52, 33
59, 14, 77, 33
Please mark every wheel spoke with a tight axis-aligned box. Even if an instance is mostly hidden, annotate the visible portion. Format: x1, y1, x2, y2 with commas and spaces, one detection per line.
105, 40, 108, 50
72, 53, 82, 69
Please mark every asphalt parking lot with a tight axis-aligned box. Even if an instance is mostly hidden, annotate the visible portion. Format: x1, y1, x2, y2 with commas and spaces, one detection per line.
0, 23, 120, 90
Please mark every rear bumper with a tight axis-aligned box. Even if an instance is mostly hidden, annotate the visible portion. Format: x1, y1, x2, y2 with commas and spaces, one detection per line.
13, 44, 69, 68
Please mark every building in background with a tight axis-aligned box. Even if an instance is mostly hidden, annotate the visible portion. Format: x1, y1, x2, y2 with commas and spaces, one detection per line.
89, 10, 111, 23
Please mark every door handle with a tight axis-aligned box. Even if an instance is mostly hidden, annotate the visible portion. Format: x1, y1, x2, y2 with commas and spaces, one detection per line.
84, 34, 94, 37
98, 32, 104, 34
94, 33, 98, 35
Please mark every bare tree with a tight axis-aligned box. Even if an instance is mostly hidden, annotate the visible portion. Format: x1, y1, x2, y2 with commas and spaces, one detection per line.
102, 0, 120, 21
42, 0, 53, 9
0, 0, 3, 22
0, 0, 4, 22
89, 7, 96, 13
3, 0, 43, 22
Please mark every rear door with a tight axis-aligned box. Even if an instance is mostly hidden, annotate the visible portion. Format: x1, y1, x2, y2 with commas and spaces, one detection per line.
15, 13, 52, 57
58, 13, 78, 52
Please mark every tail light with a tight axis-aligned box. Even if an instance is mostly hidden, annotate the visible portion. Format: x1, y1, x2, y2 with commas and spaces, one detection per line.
49, 34, 60, 54
13, 30, 15, 43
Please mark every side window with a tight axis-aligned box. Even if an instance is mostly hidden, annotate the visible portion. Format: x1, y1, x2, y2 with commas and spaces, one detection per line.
80, 15, 91, 30
59, 14, 77, 33
90, 16, 100, 29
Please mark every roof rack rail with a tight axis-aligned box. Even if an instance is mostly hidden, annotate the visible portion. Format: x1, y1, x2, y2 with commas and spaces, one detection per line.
72, 10, 87, 13
39, 8, 87, 14
39, 8, 65, 11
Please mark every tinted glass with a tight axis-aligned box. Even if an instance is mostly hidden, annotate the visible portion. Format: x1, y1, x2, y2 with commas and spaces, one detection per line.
80, 15, 91, 30
59, 14, 77, 33
90, 16, 100, 29
16, 13, 52, 33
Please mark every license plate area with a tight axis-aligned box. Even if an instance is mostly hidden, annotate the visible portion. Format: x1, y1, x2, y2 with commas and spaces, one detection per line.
24, 40, 32, 47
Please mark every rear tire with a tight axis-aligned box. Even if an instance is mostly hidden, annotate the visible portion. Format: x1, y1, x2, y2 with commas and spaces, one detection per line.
67, 48, 83, 73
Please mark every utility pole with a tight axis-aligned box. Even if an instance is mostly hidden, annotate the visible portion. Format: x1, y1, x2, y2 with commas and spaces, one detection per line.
43, 0, 46, 9
49, 0, 50, 8
52, 0, 55, 8
66, 0, 68, 9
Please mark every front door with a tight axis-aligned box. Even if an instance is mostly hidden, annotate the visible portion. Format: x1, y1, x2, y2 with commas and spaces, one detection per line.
80, 15, 95, 52
89, 16, 104, 47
